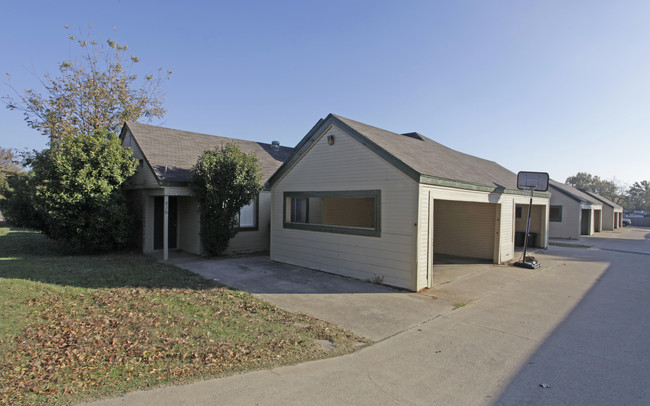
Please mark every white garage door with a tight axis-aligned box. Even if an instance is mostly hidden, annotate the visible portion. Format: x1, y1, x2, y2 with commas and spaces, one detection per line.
433, 200, 497, 260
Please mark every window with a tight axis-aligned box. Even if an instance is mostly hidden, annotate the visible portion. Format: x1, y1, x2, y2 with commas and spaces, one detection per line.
290, 197, 308, 223
515, 205, 522, 219
237, 198, 258, 230
549, 205, 562, 222
284, 190, 381, 237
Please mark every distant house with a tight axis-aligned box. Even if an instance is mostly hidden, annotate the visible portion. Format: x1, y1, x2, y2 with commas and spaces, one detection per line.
268, 114, 551, 291
120, 122, 293, 259
580, 190, 623, 230
548, 180, 603, 239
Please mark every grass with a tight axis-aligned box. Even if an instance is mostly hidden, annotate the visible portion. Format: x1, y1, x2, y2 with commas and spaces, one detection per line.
0, 226, 368, 405
452, 301, 470, 310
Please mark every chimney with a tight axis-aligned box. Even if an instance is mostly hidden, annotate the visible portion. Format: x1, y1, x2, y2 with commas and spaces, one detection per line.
271, 140, 280, 151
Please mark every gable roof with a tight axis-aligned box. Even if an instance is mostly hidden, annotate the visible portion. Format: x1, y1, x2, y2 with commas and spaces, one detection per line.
549, 180, 602, 206
270, 114, 542, 195
580, 189, 623, 210
121, 122, 294, 185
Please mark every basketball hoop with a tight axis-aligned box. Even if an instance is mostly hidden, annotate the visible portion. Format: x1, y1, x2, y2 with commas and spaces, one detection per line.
515, 171, 549, 269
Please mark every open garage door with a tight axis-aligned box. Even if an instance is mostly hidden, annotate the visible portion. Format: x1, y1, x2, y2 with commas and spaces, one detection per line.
433, 200, 497, 261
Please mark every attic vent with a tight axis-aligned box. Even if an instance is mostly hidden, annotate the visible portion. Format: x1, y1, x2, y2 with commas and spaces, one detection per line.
271, 140, 280, 151
401, 132, 424, 141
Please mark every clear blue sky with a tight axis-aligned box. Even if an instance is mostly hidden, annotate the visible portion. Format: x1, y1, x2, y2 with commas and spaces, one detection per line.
2, 0, 649, 186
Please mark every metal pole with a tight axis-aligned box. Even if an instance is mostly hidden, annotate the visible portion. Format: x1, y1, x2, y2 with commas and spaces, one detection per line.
521, 188, 534, 262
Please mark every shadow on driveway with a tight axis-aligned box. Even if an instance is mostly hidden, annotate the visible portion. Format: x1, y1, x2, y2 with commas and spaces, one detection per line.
165, 253, 451, 341
164, 252, 542, 342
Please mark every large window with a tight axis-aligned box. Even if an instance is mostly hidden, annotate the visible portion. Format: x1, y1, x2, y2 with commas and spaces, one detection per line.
284, 190, 381, 237
237, 198, 258, 230
549, 205, 562, 222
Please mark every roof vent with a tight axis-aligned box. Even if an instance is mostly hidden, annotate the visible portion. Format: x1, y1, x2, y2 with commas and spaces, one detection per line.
401, 132, 424, 141
271, 140, 280, 151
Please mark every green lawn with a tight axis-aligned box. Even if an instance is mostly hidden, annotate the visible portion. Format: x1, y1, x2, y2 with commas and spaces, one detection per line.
0, 226, 367, 405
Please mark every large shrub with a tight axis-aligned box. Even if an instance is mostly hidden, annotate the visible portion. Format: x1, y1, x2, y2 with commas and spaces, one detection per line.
0, 171, 43, 229
28, 130, 138, 251
191, 143, 262, 255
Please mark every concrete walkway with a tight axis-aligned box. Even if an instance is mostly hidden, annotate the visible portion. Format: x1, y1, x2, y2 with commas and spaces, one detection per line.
85, 228, 650, 406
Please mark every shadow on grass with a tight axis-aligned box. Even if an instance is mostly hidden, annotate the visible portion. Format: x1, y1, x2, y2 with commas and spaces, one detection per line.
0, 226, 218, 290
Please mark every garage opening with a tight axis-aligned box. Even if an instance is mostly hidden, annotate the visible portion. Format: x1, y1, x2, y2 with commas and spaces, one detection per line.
593, 209, 602, 232
433, 200, 497, 263
580, 209, 591, 235
514, 204, 546, 248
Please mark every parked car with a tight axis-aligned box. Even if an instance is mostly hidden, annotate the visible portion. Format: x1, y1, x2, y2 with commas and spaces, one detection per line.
622, 218, 632, 226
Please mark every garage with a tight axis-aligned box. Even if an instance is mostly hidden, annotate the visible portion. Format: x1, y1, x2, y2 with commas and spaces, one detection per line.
269, 114, 550, 291
433, 199, 498, 261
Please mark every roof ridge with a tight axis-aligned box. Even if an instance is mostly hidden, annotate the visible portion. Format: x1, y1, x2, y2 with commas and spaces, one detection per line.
125, 121, 288, 148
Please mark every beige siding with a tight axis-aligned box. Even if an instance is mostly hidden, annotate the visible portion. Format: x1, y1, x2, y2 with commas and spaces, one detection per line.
499, 199, 515, 262
433, 200, 497, 259
271, 125, 419, 290
122, 132, 159, 188
227, 191, 272, 254
601, 205, 615, 230
601, 206, 622, 230
548, 190, 583, 239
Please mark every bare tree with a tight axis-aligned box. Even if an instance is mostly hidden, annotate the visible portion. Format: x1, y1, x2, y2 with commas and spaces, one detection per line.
4, 25, 172, 145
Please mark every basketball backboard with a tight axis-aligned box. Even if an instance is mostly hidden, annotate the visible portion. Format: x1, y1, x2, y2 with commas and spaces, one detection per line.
517, 171, 549, 192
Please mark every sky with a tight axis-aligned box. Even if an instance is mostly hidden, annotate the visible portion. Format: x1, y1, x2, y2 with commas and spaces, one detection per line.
1, 0, 649, 186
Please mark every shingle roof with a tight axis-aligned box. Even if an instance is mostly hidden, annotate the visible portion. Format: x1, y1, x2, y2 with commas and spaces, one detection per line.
580, 189, 623, 209
332, 114, 520, 189
548, 179, 602, 205
122, 122, 294, 184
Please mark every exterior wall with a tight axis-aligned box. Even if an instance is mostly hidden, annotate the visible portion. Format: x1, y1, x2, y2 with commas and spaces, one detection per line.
122, 132, 160, 189
515, 204, 547, 247
227, 191, 272, 254
549, 189, 582, 239
139, 190, 272, 255
271, 125, 419, 291
600, 206, 623, 230
601, 205, 615, 230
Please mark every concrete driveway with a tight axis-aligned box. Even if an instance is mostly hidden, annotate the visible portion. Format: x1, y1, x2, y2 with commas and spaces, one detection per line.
87, 228, 650, 405
169, 254, 526, 341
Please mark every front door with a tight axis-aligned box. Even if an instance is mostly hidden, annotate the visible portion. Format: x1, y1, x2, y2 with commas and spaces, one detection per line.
154, 196, 177, 250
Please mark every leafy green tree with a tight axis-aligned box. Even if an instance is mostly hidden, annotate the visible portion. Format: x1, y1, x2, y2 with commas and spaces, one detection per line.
0, 147, 22, 182
4, 26, 171, 145
191, 143, 263, 255
626, 181, 650, 212
565, 172, 595, 190
565, 172, 624, 203
26, 130, 138, 251
0, 172, 42, 228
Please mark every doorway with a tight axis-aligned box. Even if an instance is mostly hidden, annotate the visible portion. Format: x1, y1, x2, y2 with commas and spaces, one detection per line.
154, 196, 178, 250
